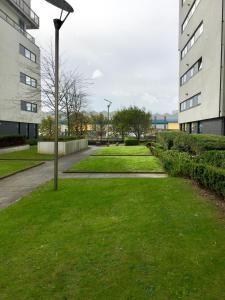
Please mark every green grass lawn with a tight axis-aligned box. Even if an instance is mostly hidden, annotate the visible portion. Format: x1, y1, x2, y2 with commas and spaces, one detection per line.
0, 146, 54, 161
0, 178, 225, 299
0, 160, 41, 178
68, 156, 164, 173
93, 145, 151, 156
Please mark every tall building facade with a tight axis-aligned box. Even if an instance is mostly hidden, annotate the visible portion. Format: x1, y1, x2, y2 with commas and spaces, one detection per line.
0, 0, 41, 139
179, 0, 225, 135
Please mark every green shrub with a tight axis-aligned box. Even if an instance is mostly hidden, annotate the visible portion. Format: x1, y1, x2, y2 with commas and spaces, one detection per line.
124, 138, 139, 146
173, 134, 225, 155
190, 134, 225, 154
39, 136, 84, 142
156, 131, 185, 150
195, 151, 225, 169
190, 164, 225, 197
157, 132, 225, 155
172, 133, 194, 153
159, 150, 192, 177
0, 135, 26, 148
153, 146, 225, 197
26, 139, 38, 146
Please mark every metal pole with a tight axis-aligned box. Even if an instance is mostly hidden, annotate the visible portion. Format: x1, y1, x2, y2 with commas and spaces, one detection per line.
54, 19, 63, 191
107, 105, 110, 146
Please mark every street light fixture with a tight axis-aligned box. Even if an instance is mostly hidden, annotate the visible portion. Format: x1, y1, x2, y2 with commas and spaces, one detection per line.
44, 0, 74, 191
104, 99, 112, 146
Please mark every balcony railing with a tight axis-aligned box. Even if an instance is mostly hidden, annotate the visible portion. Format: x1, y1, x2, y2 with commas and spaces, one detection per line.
8, 0, 39, 28
0, 9, 35, 43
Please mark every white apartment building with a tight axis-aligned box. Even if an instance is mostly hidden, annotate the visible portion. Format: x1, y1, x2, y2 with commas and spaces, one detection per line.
0, 0, 41, 139
179, 0, 225, 135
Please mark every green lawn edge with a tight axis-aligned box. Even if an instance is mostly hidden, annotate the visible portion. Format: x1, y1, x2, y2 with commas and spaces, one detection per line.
67, 156, 164, 173
0, 161, 44, 179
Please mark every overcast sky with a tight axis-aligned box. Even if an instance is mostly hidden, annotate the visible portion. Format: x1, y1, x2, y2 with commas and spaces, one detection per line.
31, 0, 179, 114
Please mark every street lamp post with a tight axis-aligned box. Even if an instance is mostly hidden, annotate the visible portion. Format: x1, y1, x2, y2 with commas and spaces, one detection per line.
104, 99, 112, 146
44, 0, 74, 191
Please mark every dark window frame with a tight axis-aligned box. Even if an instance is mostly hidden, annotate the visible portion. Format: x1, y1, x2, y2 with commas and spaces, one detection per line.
180, 57, 202, 86
21, 100, 38, 113
182, 0, 201, 33
19, 44, 37, 63
180, 93, 201, 112
181, 21, 203, 60
20, 72, 37, 88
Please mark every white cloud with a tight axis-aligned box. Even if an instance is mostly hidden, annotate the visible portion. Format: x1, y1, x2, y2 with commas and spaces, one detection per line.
92, 69, 104, 79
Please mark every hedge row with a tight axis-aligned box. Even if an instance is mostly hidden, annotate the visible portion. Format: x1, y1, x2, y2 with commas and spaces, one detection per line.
151, 144, 225, 197
157, 131, 225, 154
195, 151, 225, 169
0, 135, 26, 148
124, 138, 139, 146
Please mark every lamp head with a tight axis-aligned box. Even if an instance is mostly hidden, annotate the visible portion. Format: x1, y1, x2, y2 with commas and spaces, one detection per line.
45, 0, 74, 13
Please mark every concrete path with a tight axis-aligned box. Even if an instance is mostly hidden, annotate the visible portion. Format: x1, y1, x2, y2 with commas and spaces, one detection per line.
0, 147, 95, 209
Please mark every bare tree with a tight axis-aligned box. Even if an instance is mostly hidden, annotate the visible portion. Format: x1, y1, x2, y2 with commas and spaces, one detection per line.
41, 47, 73, 113
62, 72, 90, 136
25, 44, 92, 135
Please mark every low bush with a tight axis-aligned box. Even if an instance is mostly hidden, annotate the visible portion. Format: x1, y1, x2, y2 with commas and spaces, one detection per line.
124, 138, 139, 146
156, 131, 184, 150
173, 134, 225, 154
26, 139, 38, 146
151, 144, 225, 197
157, 131, 225, 155
195, 151, 225, 169
88, 139, 124, 146
0, 135, 26, 148
39, 136, 84, 142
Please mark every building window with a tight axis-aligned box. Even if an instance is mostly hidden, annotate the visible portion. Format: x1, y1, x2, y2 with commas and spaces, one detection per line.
181, 22, 203, 59
19, 44, 36, 63
180, 93, 201, 112
20, 72, 37, 88
180, 58, 202, 86
21, 101, 37, 113
198, 121, 203, 133
182, 0, 201, 32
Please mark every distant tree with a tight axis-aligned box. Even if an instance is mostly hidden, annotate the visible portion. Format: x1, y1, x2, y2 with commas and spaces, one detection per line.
61, 73, 90, 136
70, 112, 90, 137
112, 109, 130, 139
91, 113, 107, 141
39, 116, 55, 138
126, 106, 151, 140
112, 106, 151, 141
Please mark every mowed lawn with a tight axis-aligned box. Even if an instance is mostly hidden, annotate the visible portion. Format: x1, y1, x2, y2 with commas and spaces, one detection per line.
67, 156, 164, 173
93, 145, 151, 156
0, 178, 225, 299
0, 160, 41, 178
0, 146, 54, 161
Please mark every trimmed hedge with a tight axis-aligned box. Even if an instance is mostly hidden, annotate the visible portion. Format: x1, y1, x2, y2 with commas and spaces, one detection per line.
156, 131, 182, 150
157, 131, 225, 154
124, 138, 139, 146
39, 136, 85, 142
151, 145, 225, 197
0, 135, 26, 148
195, 151, 225, 169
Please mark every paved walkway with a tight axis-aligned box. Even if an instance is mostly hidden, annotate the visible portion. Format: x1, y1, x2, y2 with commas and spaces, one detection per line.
0, 147, 95, 209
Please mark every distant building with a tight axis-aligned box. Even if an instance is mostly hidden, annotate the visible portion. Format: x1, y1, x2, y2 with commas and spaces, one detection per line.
179, 0, 225, 135
152, 114, 179, 131
0, 0, 41, 138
